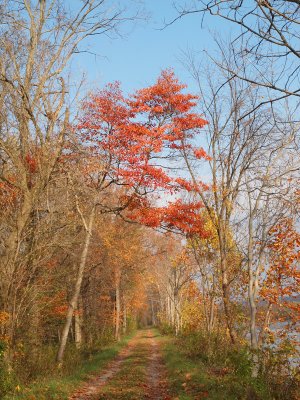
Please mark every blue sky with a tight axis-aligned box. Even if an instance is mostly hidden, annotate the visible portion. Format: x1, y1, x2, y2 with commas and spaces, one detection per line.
70, 0, 234, 182
73, 0, 229, 96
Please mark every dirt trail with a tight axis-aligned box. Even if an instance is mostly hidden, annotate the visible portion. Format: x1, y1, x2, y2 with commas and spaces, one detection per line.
68, 333, 139, 400
144, 330, 170, 399
69, 329, 170, 400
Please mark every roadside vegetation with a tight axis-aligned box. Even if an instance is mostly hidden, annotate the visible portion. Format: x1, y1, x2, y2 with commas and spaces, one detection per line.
0, 1, 299, 399
160, 330, 299, 400
2, 334, 133, 400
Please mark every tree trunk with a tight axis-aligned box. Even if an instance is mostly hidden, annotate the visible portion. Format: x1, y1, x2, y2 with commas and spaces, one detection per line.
115, 269, 121, 341
122, 300, 127, 334
258, 303, 272, 347
248, 216, 258, 351
249, 284, 258, 350
166, 295, 171, 325
174, 293, 181, 336
2, 192, 33, 344
56, 207, 95, 364
150, 298, 156, 326
220, 250, 236, 344
75, 304, 82, 349
28, 287, 40, 362
247, 212, 261, 377
249, 282, 259, 377
170, 295, 175, 328
208, 297, 215, 334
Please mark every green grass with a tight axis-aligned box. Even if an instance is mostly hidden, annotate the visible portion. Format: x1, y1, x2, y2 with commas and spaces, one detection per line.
3, 330, 280, 400
3, 335, 134, 400
158, 333, 272, 400
98, 340, 148, 400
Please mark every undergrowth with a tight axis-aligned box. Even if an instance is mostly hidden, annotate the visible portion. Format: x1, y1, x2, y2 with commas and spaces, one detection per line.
159, 329, 299, 400
2, 334, 133, 400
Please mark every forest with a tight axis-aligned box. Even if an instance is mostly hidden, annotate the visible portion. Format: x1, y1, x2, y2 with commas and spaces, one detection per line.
0, 1, 299, 399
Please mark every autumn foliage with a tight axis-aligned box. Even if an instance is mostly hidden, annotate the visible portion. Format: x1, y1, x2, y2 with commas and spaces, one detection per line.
262, 218, 300, 323
1, 1, 300, 399
78, 70, 208, 233
1, 62, 299, 400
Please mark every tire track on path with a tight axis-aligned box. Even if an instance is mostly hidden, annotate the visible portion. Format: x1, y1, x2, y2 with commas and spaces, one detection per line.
68, 332, 142, 400
144, 330, 170, 400
69, 329, 170, 400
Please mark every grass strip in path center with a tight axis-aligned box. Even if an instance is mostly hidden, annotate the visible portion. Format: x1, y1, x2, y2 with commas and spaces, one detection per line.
97, 331, 149, 400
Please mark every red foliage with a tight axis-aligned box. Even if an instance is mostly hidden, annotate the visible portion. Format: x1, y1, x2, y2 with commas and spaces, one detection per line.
194, 147, 212, 160
24, 153, 38, 173
127, 199, 207, 236
0, 181, 19, 211
78, 70, 209, 235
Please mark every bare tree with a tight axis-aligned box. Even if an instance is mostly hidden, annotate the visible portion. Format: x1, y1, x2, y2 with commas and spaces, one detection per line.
0, 0, 137, 356
188, 231, 220, 336
239, 130, 299, 375
179, 51, 294, 343
182, 49, 300, 354
170, 1, 300, 113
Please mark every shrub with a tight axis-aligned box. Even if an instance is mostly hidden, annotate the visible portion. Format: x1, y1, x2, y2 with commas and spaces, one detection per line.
159, 322, 174, 336
178, 329, 233, 365
261, 340, 300, 400
0, 340, 13, 397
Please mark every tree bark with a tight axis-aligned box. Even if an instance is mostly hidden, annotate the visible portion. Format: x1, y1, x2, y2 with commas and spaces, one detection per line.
220, 245, 236, 344
122, 300, 127, 334
208, 296, 215, 334
115, 269, 121, 341
75, 300, 82, 349
56, 207, 95, 363
150, 298, 156, 326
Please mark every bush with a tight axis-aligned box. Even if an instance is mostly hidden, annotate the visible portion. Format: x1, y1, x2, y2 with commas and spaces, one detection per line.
159, 322, 175, 336
0, 340, 13, 397
261, 340, 300, 400
10, 341, 86, 384
226, 347, 252, 377
174, 329, 274, 399
178, 329, 233, 365
173, 327, 300, 400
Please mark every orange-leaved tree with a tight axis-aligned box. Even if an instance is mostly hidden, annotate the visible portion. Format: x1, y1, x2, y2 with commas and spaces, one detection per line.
56, 70, 208, 362
261, 217, 300, 334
